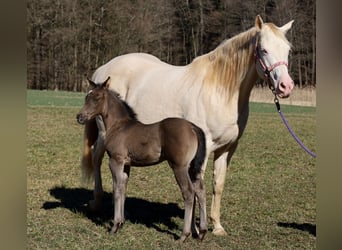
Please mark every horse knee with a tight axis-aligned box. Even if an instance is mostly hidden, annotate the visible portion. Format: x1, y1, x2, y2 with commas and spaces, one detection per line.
183, 189, 195, 205
213, 180, 225, 196
212, 165, 227, 196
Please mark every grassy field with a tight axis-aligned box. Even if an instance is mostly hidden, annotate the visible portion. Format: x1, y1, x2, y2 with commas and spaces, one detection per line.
27, 89, 316, 249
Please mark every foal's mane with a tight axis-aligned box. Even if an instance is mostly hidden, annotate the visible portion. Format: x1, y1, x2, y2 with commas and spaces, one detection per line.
107, 89, 138, 120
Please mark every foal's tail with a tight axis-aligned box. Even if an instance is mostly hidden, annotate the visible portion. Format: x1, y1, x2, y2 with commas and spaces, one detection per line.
189, 125, 206, 181
81, 118, 98, 182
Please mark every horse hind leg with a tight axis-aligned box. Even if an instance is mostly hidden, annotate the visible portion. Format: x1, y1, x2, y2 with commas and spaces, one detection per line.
192, 174, 207, 241
190, 155, 209, 239
171, 166, 195, 242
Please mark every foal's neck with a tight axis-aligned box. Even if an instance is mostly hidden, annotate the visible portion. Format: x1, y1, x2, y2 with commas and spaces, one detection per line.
101, 91, 134, 132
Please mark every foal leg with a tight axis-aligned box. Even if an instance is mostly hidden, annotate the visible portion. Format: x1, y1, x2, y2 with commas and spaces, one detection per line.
109, 158, 129, 234
191, 155, 209, 237
211, 142, 238, 236
172, 166, 195, 242
192, 174, 207, 241
88, 117, 106, 212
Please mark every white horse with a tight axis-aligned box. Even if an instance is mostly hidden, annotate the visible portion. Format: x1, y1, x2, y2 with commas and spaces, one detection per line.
80, 15, 294, 236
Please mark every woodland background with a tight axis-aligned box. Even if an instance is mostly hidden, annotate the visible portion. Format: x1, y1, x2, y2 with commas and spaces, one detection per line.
27, 0, 315, 92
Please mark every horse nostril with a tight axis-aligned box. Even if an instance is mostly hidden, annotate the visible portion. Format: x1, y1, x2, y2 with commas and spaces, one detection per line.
279, 82, 287, 91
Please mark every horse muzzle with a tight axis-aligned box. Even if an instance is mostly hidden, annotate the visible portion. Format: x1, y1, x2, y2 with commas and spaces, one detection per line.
76, 113, 87, 125
276, 74, 294, 98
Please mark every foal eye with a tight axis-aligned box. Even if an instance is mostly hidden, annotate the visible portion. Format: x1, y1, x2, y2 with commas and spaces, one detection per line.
85, 90, 93, 100
85, 94, 92, 101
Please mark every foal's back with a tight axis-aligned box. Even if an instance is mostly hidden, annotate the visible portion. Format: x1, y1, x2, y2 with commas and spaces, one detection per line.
105, 118, 198, 168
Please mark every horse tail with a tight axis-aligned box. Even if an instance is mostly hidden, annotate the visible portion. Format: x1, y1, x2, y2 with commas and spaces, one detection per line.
81, 118, 98, 182
189, 124, 206, 181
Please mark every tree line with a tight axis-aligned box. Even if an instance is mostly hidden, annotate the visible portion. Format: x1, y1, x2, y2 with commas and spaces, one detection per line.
27, 0, 315, 91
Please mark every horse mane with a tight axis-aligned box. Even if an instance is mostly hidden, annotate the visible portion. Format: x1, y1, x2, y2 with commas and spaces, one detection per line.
191, 22, 292, 102
107, 90, 138, 120
189, 27, 258, 100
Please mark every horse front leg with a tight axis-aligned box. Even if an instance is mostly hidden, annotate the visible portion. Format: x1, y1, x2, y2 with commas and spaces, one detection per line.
88, 117, 106, 212
109, 158, 128, 234
211, 142, 238, 236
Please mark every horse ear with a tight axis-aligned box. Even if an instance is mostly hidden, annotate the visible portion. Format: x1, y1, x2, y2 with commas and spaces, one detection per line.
279, 20, 294, 34
87, 78, 97, 89
100, 76, 111, 90
255, 15, 263, 31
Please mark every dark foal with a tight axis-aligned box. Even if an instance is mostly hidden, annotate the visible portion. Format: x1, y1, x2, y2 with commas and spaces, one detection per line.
76, 77, 207, 242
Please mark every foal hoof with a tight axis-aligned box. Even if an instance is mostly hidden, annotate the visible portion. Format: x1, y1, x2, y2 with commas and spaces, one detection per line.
110, 222, 123, 234
198, 228, 207, 241
212, 227, 227, 236
178, 232, 190, 243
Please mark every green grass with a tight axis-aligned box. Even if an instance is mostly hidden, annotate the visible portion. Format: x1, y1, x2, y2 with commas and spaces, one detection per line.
27, 89, 85, 107
249, 101, 316, 114
27, 90, 316, 249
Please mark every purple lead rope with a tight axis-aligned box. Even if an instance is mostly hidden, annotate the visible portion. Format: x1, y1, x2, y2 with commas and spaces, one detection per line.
274, 97, 317, 158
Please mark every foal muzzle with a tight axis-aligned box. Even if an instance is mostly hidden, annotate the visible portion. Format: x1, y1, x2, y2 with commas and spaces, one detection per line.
76, 113, 86, 125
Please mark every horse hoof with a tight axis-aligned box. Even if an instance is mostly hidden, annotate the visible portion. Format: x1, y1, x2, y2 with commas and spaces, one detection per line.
191, 225, 199, 237
212, 227, 227, 236
198, 228, 207, 241
110, 225, 119, 234
110, 222, 124, 234
178, 232, 190, 243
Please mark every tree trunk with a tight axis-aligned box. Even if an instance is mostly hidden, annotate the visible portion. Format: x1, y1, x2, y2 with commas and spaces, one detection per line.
297, 56, 302, 88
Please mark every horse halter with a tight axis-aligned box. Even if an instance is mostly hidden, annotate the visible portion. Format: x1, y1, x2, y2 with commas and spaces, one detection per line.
254, 36, 288, 94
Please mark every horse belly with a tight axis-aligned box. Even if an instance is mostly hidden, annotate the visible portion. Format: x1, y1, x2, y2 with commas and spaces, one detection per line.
210, 124, 239, 151
129, 148, 163, 166
127, 135, 163, 166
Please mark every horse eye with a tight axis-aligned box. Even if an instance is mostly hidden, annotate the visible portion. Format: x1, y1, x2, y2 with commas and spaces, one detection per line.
85, 93, 92, 101
262, 48, 268, 54
85, 90, 95, 101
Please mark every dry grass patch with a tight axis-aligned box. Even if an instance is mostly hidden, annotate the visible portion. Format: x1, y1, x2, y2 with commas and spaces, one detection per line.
250, 86, 316, 107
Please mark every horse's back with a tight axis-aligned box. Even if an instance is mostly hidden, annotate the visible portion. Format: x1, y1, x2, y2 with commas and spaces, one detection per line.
92, 53, 166, 83
92, 53, 179, 99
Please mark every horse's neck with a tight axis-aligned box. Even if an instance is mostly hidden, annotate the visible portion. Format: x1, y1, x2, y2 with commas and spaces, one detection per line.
196, 27, 258, 110
215, 28, 258, 112
101, 93, 132, 132
237, 58, 259, 113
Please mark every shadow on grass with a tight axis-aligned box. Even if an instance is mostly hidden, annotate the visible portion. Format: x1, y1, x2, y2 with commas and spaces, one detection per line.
42, 186, 183, 239
277, 222, 316, 236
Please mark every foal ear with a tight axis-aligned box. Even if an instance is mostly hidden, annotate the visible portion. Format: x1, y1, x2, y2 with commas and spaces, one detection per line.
87, 77, 97, 89
101, 76, 111, 90
255, 15, 264, 31
279, 20, 294, 34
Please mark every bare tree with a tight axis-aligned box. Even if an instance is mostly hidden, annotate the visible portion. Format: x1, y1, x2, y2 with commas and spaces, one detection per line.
27, 0, 316, 91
